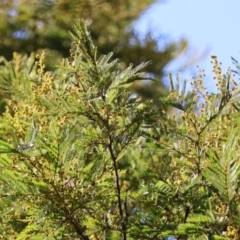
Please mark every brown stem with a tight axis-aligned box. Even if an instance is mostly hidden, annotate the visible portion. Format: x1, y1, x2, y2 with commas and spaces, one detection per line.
108, 137, 127, 240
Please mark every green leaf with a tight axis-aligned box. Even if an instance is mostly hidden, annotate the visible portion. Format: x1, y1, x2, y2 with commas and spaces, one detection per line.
0, 139, 17, 154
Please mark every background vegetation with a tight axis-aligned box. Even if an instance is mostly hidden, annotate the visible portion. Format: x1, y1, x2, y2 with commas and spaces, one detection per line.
0, 0, 190, 114
1, 1, 240, 239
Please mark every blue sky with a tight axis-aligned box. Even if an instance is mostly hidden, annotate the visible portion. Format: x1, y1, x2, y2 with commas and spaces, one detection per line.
135, 0, 240, 89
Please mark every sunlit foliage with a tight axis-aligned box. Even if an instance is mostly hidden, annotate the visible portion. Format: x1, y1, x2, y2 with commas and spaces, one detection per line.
0, 21, 240, 239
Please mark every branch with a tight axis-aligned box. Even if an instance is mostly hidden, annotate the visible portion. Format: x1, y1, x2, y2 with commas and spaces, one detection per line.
108, 136, 127, 239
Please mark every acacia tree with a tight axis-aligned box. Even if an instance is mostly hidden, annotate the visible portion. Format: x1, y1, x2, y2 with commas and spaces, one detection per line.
0, 21, 240, 239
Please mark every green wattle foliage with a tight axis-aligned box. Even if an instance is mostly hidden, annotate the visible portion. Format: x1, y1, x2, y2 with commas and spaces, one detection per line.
0, 21, 240, 239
